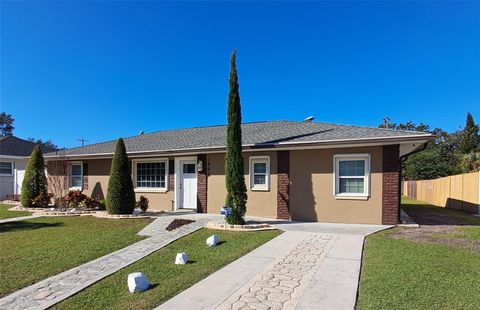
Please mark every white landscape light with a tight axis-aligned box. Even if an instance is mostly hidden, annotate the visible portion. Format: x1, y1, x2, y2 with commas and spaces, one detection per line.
197, 160, 203, 172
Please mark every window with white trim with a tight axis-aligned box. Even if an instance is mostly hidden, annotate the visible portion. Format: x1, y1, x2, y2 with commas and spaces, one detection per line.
70, 162, 83, 189
133, 159, 168, 191
334, 154, 370, 197
0, 162, 13, 175
249, 156, 270, 191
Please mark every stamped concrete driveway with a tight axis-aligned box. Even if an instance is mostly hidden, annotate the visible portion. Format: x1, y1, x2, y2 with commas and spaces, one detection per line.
157, 220, 390, 310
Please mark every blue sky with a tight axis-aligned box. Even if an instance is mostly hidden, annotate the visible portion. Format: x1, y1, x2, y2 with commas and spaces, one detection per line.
1, 1, 479, 148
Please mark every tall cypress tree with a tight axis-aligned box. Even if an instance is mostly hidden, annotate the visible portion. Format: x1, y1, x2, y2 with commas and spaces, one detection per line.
21, 145, 48, 207
459, 112, 480, 154
106, 138, 136, 214
224, 50, 247, 224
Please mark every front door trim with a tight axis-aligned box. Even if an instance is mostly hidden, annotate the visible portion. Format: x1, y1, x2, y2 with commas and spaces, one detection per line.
174, 156, 198, 211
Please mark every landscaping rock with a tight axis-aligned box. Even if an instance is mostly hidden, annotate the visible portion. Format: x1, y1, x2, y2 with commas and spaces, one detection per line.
127, 272, 150, 293
206, 234, 220, 247
175, 252, 189, 265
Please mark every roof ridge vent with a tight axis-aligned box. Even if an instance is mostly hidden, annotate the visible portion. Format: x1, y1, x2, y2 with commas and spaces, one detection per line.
304, 116, 315, 122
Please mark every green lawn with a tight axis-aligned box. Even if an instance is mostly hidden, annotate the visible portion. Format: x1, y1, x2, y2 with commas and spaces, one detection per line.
357, 197, 480, 309
0, 216, 153, 297
0, 203, 31, 219
53, 228, 281, 310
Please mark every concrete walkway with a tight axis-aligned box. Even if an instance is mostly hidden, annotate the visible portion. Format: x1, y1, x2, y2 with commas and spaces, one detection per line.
157, 222, 390, 310
0, 213, 218, 310
0, 214, 43, 224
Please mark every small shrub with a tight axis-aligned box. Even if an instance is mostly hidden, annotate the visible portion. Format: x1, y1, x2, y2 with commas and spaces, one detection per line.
136, 195, 149, 212
61, 190, 87, 209
83, 197, 99, 209
97, 199, 107, 210
31, 193, 54, 208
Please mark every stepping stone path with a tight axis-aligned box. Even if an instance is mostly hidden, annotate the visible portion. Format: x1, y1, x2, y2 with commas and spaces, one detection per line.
0, 214, 217, 310
228, 233, 334, 310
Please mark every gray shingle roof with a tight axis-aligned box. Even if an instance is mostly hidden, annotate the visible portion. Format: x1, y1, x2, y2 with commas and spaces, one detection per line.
0, 136, 57, 157
46, 121, 433, 157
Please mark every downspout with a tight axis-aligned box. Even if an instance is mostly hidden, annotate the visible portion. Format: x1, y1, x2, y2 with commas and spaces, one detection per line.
397, 142, 429, 221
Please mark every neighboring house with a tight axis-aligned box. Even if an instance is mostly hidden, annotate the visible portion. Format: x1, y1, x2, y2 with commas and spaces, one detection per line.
44, 120, 434, 224
0, 136, 56, 200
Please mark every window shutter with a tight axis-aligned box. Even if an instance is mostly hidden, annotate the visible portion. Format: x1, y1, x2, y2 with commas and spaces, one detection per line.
83, 163, 89, 190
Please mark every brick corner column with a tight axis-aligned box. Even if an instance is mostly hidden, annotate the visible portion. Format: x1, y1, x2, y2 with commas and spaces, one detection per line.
382, 145, 400, 225
197, 154, 208, 213
277, 151, 290, 220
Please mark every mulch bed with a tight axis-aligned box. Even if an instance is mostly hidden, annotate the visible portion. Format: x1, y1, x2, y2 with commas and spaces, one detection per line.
166, 219, 195, 231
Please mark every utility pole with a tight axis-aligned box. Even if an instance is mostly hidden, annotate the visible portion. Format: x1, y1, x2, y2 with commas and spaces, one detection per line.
77, 138, 88, 147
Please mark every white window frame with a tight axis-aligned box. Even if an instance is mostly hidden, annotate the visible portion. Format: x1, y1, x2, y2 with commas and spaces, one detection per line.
0, 161, 13, 176
132, 158, 169, 193
333, 154, 370, 198
70, 161, 83, 190
249, 156, 270, 191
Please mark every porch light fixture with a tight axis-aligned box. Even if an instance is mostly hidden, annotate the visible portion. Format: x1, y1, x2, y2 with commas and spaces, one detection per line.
197, 160, 203, 172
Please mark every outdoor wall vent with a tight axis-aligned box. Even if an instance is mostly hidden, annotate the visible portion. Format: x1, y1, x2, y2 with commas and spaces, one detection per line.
304, 116, 315, 122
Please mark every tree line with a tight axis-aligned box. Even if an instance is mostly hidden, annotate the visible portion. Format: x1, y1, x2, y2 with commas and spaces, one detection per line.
380, 113, 479, 180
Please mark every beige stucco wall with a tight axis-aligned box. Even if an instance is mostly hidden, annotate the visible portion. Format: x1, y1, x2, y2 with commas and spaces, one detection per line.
207, 151, 278, 218
85, 159, 174, 211
289, 147, 383, 224
47, 158, 174, 211
47, 145, 385, 223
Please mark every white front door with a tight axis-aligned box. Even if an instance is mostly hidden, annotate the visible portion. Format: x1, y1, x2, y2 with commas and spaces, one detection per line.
15, 170, 25, 195
179, 160, 197, 209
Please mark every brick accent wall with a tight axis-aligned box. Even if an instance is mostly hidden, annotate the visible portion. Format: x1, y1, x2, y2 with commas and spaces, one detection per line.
277, 151, 290, 220
197, 154, 208, 213
382, 145, 400, 225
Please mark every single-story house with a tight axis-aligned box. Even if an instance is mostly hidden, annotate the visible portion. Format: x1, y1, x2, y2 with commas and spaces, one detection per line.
0, 136, 56, 200
44, 120, 434, 224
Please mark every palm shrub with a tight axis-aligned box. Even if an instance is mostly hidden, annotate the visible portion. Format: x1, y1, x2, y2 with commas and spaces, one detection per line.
224, 50, 247, 224
106, 138, 135, 214
21, 145, 48, 208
